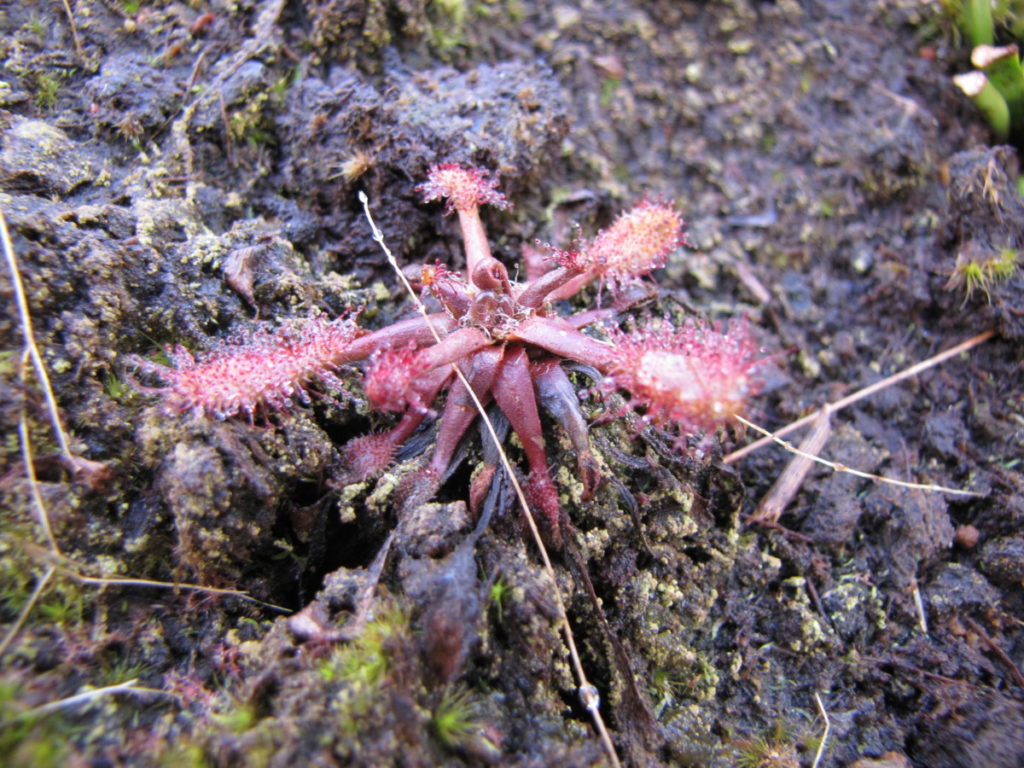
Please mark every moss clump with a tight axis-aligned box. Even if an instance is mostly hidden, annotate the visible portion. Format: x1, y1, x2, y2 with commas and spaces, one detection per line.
732, 719, 801, 768
947, 247, 1018, 303
318, 601, 409, 688
33, 71, 64, 110
431, 686, 483, 749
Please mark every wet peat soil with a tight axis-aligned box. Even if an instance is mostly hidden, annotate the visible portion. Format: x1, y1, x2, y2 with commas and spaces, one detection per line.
1, 1, 1023, 766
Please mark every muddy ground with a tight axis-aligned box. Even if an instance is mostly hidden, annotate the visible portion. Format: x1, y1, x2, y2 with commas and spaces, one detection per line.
1, 0, 1023, 766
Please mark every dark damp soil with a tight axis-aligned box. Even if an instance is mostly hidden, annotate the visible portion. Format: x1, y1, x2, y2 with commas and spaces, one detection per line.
2, 1, 1023, 766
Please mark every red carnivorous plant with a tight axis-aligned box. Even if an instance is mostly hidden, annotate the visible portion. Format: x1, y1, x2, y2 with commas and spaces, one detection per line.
130, 163, 770, 545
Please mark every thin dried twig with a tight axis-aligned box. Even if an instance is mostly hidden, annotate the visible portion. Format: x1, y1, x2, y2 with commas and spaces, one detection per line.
0, 566, 55, 660
732, 414, 982, 497
1, 678, 168, 725
862, 655, 973, 687
60, 0, 84, 60
811, 692, 830, 768
18, 367, 60, 554
344, 531, 394, 639
359, 192, 621, 768
912, 576, 928, 635
724, 329, 996, 464
966, 617, 1024, 690
2, 209, 77, 473
18, 540, 289, 613
68, 574, 290, 613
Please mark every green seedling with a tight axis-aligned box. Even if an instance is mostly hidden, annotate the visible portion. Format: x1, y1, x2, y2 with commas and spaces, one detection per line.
972, 44, 1024, 141
963, 0, 995, 46
954, 71, 1011, 141
488, 576, 511, 623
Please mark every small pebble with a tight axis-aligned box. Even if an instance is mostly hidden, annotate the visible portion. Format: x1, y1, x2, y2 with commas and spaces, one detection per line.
954, 524, 980, 549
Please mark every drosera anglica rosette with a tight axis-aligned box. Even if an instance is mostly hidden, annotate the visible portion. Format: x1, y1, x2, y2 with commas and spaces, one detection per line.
128, 161, 769, 543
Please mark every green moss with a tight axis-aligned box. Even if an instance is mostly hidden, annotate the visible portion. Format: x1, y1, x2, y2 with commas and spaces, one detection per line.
428, 0, 469, 52
211, 703, 258, 734
948, 248, 1018, 304
156, 740, 210, 768
0, 679, 73, 768
0, 538, 91, 645
24, 15, 47, 38
227, 94, 275, 147
600, 77, 621, 108
959, 259, 990, 302
312, 600, 421, 749
35, 585, 85, 626
650, 666, 689, 718
732, 719, 799, 768
96, 654, 150, 687
318, 602, 408, 687
204, 701, 277, 766
269, 68, 299, 104
991, 247, 1018, 279
102, 371, 131, 402
33, 72, 64, 110
432, 686, 485, 749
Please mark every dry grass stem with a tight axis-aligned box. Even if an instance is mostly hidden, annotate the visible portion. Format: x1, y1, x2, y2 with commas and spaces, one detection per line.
724, 329, 996, 464
2, 209, 77, 473
966, 617, 1024, 690
18, 390, 60, 555
733, 414, 982, 497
